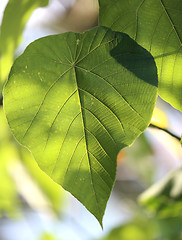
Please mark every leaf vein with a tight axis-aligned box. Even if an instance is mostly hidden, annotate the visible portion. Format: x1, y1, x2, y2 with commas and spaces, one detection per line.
77, 66, 147, 125
82, 106, 118, 149
50, 112, 81, 177
73, 67, 102, 219
61, 135, 85, 184
78, 87, 126, 135
76, 39, 115, 65
88, 150, 114, 182
160, 0, 182, 45
149, 10, 164, 52
85, 127, 113, 162
23, 67, 72, 139
44, 89, 77, 150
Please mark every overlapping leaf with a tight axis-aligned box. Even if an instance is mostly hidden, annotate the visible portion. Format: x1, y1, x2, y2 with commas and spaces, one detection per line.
99, 0, 182, 111
4, 26, 157, 225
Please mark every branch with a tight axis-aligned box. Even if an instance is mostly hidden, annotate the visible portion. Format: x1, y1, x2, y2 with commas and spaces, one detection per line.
149, 123, 181, 141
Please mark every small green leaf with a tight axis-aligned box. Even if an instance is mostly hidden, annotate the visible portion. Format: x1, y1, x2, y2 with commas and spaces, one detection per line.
0, 0, 48, 84
99, 0, 182, 111
4, 26, 157, 225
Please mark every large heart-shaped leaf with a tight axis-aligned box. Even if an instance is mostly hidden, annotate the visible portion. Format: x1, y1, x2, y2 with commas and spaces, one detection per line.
99, 0, 182, 111
4, 26, 157, 225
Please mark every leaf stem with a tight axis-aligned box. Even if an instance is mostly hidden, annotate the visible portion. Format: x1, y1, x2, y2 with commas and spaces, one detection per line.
149, 123, 181, 141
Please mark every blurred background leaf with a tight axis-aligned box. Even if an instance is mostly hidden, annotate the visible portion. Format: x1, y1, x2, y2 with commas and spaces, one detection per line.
0, 107, 19, 217
139, 167, 182, 219
20, 148, 63, 215
39, 233, 60, 240
99, 217, 158, 240
0, 0, 48, 92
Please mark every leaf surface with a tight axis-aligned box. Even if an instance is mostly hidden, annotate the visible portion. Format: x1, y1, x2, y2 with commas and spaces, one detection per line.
4, 26, 157, 225
99, 0, 182, 111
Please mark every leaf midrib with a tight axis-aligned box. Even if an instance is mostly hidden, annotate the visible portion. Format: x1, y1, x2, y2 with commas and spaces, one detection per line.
73, 67, 102, 221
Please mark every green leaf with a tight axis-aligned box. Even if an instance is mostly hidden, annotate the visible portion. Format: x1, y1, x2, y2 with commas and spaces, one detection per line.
139, 167, 182, 218
99, 0, 182, 111
0, 0, 48, 84
4, 26, 158, 225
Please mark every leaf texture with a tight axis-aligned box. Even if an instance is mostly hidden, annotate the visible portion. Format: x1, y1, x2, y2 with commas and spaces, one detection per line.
4, 27, 157, 225
99, 0, 182, 111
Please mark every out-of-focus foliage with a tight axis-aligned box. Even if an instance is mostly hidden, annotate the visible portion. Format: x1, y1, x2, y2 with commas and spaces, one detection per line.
125, 133, 154, 185
151, 107, 168, 129
39, 233, 60, 240
139, 167, 182, 218
158, 217, 182, 240
0, 0, 48, 90
99, 215, 182, 240
20, 147, 63, 214
100, 217, 158, 240
0, 107, 19, 217
60, 0, 98, 32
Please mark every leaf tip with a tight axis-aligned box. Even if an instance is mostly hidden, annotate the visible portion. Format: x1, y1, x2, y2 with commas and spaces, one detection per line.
98, 218, 104, 229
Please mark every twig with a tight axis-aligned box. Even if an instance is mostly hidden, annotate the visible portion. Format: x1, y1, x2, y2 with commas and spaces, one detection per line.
149, 123, 181, 141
